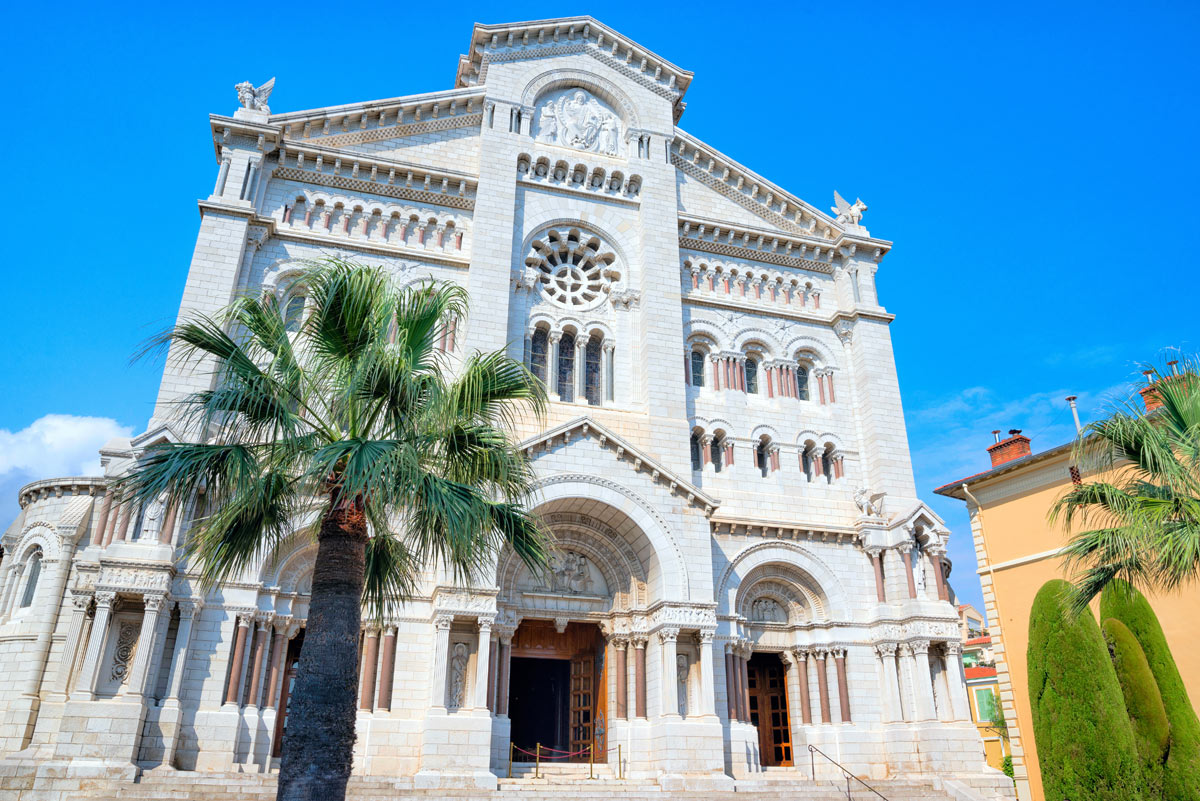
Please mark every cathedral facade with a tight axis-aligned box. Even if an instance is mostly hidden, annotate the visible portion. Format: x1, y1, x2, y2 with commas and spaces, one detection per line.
0, 18, 1011, 799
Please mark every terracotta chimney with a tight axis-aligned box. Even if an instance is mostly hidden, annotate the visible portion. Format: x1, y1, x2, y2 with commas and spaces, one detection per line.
987, 429, 1032, 467
1140, 369, 1166, 412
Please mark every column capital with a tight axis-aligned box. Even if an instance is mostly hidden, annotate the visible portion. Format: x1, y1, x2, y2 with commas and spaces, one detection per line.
70, 591, 93, 612
630, 634, 648, 649
874, 641, 898, 658
254, 610, 275, 629
176, 598, 203, 618
697, 629, 715, 645
906, 638, 931, 656
272, 614, 293, 632
657, 626, 680, 644
611, 634, 630, 650
944, 640, 963, 657
142, 592, 167, 612
790, 646, 810, 661
434, 613, 455, 630
477, 615, 495, 632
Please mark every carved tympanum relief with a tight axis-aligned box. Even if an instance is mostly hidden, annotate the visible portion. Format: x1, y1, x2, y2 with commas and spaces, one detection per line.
750, 597, 787, 623
548, 550, 595, 594
534, 89, 623, 156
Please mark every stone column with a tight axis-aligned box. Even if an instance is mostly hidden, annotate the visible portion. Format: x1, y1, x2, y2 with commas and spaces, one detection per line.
162, 600, 201, 767
474, 617, 493, 711
815, 650, 832, 723
264, 618, 290, 712
112, 501, 134, 543
377, 625, 397, 712
158, 499, 179, 545
906, 640, 937, 720
52, 593, 93, 695
724, 646, 738, 721
603, 340, 615, 403
930, 550, 949, 602
793, 649, 813, 724
548, 332, 562, 400
739, 647, 752, 724
225, 614, 252, 705
869, 549, 886, 603
574, 336, 587, 402
658, 628, 680, 717
875, 643, 901, 722
93, 490, 114, 547
897, 548, 916, 599
486, 636, 498, 711
359, 627, 380, 710
497, 629, 513, 717
614, 637, 629, 719
834, 649, 852, 724
944, 642, 972, 721
128, 593, 168, 698
247, 614, 273, 708
73, 591, 115, 701
430, 614, 453, 709
633, 636, 647, 718
697, 631, 716, 716
780, 650, 803, 732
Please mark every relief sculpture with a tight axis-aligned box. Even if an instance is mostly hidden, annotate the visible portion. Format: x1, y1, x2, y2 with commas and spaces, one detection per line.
535, 89, 622, 156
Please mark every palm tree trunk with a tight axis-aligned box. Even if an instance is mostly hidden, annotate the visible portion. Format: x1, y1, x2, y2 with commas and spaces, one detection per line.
276, 499, 368, 801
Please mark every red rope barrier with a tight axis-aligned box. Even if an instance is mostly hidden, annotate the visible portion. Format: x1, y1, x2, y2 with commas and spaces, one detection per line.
511, 745, 592, 759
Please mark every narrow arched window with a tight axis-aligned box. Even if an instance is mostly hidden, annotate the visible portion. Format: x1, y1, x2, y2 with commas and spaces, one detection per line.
529, 328, 548, 383
711, 438, 723, 472
690, 349, 706, 387
19, 549, 42, 608
822, 450, 833, 484
796, 366, 810, 401
745, 358, 759, 394
756, 441, 769, 478
801, 448, 813, 482
690, 432, 702, 471
584, 336, 603, 405
557, 331, 576, 402
283, 292, 306, 334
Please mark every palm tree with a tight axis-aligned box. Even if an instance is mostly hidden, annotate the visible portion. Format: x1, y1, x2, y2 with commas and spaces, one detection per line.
116, 259, 548, 801
1051, 354, 1200, 612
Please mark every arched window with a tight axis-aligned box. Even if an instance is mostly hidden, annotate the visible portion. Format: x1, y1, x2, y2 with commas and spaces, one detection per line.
796, 366, 810, 401
691, 350, 705, 388
745, 358, 759, 394
584, 335, 603, 405
283, 291, 306, 334
756, 440, 770, 478
690, 432, 703, 471
822, 448, 834, 484
557, 331, 576, 401
19, 548, 42, 608
529, 328, 549, 383
710, 436, 724, 473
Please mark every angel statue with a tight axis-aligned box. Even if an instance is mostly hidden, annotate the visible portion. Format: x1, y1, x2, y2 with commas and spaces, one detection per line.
854, 487, 887, 518
235, 77, 276, 113
831, 191, 868, 226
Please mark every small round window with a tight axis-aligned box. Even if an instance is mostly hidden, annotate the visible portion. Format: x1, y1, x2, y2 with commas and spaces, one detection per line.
525, 227, 618, 309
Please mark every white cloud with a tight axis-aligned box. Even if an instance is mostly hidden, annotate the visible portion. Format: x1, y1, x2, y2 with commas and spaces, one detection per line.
0, 414, 133, 481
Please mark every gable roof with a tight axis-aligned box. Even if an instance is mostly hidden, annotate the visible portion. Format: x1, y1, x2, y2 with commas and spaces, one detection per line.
455, 17, 693, 119
519, 416, 719, 514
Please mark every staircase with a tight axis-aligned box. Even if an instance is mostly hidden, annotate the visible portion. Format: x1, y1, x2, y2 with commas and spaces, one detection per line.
73, 769, 972, 801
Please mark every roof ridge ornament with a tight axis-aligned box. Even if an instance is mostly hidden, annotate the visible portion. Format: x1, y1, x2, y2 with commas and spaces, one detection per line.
235, 77, 275, 120
832, 191, 868, 232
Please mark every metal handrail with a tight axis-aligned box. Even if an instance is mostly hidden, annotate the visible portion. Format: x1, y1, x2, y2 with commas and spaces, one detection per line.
808, 744, 889, 800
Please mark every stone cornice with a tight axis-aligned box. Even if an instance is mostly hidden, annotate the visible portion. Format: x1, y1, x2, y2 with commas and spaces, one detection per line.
682, 291, 836, 326
262, 220, 470, 270
456, 17, 693, 113
17, 477, 106, 509
269, 86, 485, 136
209, 114, 283, 162
520, 416, 720, 514
709, 516, 858, 543
678, 215, 891, 273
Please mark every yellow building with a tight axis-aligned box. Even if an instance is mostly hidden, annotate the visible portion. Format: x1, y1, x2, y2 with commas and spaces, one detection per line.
935, 424, 1200, 801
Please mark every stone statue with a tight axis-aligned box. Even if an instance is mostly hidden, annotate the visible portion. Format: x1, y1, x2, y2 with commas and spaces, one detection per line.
751, 597, 786, 623
548, 550, 594, 594
676, 654, 689, 715
832, 191, 868, 226
235, 77, 276, 114
448, 642, 468, 708
854, 487, 887, 518
535, 89, 621, 156
138, 493, 166, 541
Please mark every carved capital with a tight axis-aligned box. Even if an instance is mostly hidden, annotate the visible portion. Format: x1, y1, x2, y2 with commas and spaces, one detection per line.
434, 614, 454, 631
143, 593, 167, 612
658, 627, 680, 644
908, 638, 931, 656
477, 615, 494, 632
874, 642, 898, 658
697, 630, 714, 645
94, 590, 116, 608
630, 635, 648, 649
944, 641, 963, 657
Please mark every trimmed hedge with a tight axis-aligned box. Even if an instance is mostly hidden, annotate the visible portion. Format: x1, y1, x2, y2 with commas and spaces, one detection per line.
1104, 617, 1169, 799
1101, 581, 1200, 801
1028, 579, 1144, 801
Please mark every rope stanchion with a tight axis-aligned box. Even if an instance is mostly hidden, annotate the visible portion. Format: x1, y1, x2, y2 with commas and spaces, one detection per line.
508, 741, 513, 779
618, 743, 623, 780
589, 742, 594, 780
536, 742, 540, 779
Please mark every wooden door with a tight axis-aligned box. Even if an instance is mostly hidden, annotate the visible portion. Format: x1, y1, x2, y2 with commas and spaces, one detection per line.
748, 657, 793, 766
569, 653, 594, 762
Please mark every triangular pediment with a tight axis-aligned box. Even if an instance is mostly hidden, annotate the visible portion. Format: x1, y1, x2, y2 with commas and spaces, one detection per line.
520, 417, 719, 514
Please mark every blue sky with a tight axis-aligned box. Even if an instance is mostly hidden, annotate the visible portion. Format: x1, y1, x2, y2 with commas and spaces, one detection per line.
2, 2, 1197, 613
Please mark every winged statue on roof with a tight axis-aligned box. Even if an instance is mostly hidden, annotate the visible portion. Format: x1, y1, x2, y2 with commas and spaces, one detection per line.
854, 487, 887, 518
832, 191, 868, 226
235, 77, 276, 114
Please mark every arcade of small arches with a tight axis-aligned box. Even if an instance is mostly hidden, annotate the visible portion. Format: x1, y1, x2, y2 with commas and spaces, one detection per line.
682, 258, 824, 309
523, 322, 615, 406
688, 424, 845, 482
280, 192, 468, 253
685, 337, 837, 405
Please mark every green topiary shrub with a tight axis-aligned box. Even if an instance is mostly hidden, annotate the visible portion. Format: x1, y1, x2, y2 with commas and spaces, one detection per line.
1002, 754, 1014, 780
1028, 579, 1144, 801
1104, 617, 1169, 799
1101, 581, 1200, 801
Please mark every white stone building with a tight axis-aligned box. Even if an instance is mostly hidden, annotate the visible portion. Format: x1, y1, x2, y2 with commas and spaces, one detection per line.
0, 17, 1011, 799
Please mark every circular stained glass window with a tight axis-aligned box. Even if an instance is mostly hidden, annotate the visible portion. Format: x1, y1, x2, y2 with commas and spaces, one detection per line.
525, 227, 618, 309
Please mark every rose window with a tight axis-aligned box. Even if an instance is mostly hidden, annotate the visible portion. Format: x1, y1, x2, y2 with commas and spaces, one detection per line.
525, 227, 618, 309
